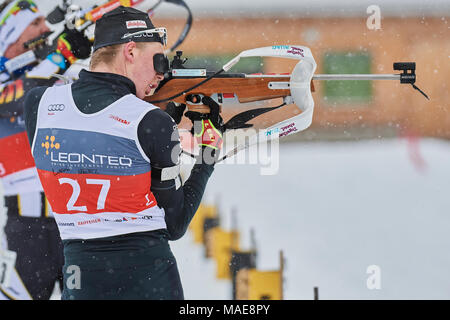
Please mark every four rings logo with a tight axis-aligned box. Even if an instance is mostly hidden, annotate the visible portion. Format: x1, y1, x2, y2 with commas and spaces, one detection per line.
48, 104, 65, 112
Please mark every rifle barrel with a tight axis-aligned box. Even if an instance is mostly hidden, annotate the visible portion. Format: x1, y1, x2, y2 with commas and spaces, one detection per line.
312, 74, 400, 81
245, 73, 401, 81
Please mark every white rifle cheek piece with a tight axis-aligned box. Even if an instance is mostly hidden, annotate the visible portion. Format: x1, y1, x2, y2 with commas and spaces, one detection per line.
286, 51, 317, 132
222, 45, 317, 144
212, 45, 318, 162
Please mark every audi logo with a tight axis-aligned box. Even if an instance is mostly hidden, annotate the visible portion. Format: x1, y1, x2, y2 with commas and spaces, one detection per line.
48, 104, 65, 112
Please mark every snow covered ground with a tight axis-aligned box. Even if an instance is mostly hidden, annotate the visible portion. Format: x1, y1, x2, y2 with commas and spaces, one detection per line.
171, 137, 450, 300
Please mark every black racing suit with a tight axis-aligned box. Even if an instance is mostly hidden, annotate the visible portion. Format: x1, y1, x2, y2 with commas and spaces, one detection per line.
23, 69, 215, 300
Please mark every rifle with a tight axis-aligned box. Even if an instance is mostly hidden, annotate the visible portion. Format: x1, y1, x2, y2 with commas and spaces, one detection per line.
5, 0, 193, 75
146, 45, 429, 161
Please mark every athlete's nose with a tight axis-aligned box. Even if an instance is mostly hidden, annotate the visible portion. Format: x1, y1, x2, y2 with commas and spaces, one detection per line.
42, 24, 51, 34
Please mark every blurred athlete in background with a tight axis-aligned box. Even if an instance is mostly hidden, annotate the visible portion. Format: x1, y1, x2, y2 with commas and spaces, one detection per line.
0, 0, 91, 299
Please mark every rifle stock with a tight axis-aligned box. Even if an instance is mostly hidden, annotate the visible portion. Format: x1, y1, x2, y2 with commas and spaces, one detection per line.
148, 77, 315, 113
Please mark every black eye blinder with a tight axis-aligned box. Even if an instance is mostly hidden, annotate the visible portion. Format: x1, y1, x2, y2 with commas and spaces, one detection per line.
153, 53, 170, 74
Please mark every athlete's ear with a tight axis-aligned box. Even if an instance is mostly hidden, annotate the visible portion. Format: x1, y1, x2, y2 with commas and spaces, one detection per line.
123, 41, 137, 63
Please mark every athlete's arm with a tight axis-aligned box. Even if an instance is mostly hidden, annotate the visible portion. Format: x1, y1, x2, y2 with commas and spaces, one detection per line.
138, 109, 215, 241
1, 29, 92, 119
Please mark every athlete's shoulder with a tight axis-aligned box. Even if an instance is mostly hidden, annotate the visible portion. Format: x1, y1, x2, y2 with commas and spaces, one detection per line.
23, 86, 50, 146
125, 95, 162, 113
137, 105, 180, 160
24, 86, 49, 111
123, 95, 175, 127
138, 107, 178, 141
141, 106, 177, 131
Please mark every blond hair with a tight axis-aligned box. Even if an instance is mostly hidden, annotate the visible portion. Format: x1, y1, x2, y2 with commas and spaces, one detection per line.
89, 44, 122, 69
89, 42, 150, 69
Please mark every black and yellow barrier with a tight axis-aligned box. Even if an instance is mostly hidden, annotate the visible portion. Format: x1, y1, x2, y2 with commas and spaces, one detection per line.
205, 226, 240, 279
203, 216, 220, 258
189, 202, 285, 300
230, 250, 257, 300
235, 251, 284, 300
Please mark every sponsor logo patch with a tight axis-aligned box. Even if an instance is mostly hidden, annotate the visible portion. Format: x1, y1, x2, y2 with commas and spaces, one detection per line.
77, 218, 101, 226
42, 135, 60, 155
265, 128, 280, 137
272, 45, 290, 50
287, 46, 304, 57
109, 114, 130, 125
126, 20, 147, 29
279, 122, 298, 137
48, 104, 65, 112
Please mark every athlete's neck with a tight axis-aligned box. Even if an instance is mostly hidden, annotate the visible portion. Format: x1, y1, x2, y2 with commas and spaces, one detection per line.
90, 63, 126, 78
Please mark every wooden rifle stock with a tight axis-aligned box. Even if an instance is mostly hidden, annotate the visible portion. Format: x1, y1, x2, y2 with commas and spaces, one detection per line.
147, 76, 316, 113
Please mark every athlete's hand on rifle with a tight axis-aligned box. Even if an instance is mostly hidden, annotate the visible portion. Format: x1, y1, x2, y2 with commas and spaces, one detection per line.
165, 102, 186, 125
185, 96, 225, 163
54, 29, 92, 66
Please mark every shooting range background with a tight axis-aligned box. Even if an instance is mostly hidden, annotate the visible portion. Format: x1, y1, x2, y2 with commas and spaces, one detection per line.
175, 138, 450, 299
31, 0, 450, 299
